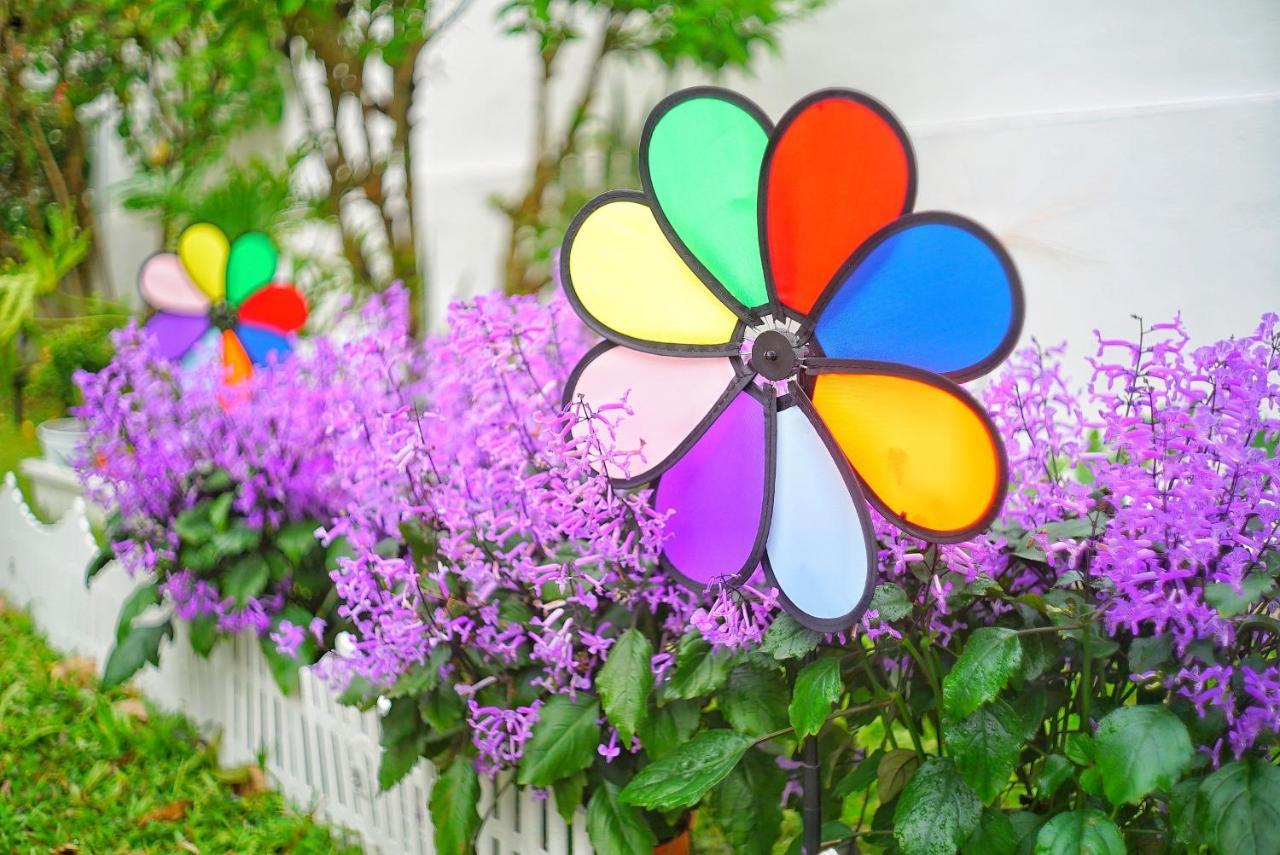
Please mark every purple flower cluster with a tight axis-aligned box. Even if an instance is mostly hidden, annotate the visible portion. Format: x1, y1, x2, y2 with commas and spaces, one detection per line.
317, 293, 721, 768
74, 288, 416, 635
870, 314, 1280, 759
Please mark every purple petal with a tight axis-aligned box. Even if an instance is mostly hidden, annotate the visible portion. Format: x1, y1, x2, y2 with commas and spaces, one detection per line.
146, 312, 210, 361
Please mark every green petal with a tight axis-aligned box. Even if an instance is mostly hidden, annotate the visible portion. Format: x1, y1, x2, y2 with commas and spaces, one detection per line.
226, 232, 278, 307
642, 89, 770, 309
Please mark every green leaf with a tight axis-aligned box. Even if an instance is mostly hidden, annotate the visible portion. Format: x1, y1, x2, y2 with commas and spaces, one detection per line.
1204, 573, 1274, 618
872, 582, 913, 621
1093, 705, 1193, 805
1010, 812, 1048, 855
878, 748, 921, 804
893, 757, 982, 855
1063, 733, 1095, 766
962, 808, 1017, 855
943, 628, 1023, 720
102, 620, 173, 690
587, 780, 656, 854
835, 749, 883, 797
760, 613, 820, 660
1035, 755, 1073, 798
85, 544, 114, 584
552, 771, 586, 825
720, 662, 788, 737
619, 730, 751, 812
1195, 758, 1280, 855
377, 739, 423, 791
711, 748, 785, 855
223, 553, 270, 606
1127, 635, 1173, 674
175, 503, 214, 544
517, 694, 600, 788
430, 760, 481, 855
667, 632, 734, 699
596, 628, 652, 745
637, 698, 698, 760
210, 523, 261, 559
1032, 809, 1124, 855
788, 657, 843, 738
209, 491, 234, 531
115, 581, 159, 644
277, 519, 320, 564
188, 613, 218, 657
259, 631, 304, 695
947, 699, 1023, 804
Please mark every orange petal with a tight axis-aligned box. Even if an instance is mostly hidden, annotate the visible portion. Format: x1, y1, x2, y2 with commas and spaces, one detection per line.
811, 368, 1005, 539
222, 330, 253, 385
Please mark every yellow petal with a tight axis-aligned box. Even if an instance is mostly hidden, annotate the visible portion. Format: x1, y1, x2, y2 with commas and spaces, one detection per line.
813, 370, 1004, 537
178, 223, 229, 301
564, 194, 738, 347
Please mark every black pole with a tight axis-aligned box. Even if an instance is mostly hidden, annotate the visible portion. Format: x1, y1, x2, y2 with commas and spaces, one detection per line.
802, 731, 821, 853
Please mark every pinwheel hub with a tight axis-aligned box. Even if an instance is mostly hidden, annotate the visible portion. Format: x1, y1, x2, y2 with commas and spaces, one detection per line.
209, 302, 237, 332
750, 329, 798, 381
745, 314, 806, 386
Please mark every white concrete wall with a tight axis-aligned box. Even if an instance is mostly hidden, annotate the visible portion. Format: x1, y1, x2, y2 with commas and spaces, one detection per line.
98, 0, 1280, 353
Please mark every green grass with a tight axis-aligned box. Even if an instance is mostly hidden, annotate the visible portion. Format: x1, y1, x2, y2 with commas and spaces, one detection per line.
0, 603, 363, 853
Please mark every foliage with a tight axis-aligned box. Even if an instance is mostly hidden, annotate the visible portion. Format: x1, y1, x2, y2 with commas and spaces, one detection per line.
73, 288, 418, 694
0, 207, 91, 348
0, 602, 359, 851
23, 310, 126, 419
323, 296, 1279, 853
496, 0, 827, 295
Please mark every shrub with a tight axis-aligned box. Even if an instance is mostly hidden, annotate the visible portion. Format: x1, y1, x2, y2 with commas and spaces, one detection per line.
327, 300, 1279, 854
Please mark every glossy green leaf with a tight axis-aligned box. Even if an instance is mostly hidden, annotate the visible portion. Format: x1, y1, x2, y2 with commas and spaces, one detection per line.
947, 699, 1023, 804
552, 771, 586, 825
637, 698, 699, 760
1033, 809, 1124, 855
788, 657, 843, 738
587, 780, 656, 853
596, 628, 653, 745
720, 661, 788, 737
943, 627, 1023, 720
893, 758, 982, 855
1093, 705, 1193, 805
620, 730, 751, 812
516, 693, 600, 787
962, 808, 1017, 855
102, 620, 172, 690
430, 760, 481, 855
711, 748, 786, 855
760, 614, 820, 661
1195, 758, 1280, 855
667, 632, 734, 699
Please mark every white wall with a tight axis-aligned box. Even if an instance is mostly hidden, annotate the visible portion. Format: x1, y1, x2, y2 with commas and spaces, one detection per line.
98, 0, 1280, 354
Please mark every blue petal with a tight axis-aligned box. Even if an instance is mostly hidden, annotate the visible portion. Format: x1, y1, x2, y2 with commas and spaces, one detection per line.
764, 403, 874, 629
812, 214, 1021, 380
235, 323, 292, 366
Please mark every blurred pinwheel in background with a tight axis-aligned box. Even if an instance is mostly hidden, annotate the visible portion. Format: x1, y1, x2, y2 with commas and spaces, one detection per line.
139, 223, 307, 383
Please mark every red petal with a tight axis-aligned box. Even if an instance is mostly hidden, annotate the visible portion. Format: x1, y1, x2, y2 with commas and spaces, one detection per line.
764, 91, 915, 315
236, 285, 308, 333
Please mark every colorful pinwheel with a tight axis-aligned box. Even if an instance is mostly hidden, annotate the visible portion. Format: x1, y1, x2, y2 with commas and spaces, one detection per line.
140, 223, 308, 383
561, 87, 1023, 631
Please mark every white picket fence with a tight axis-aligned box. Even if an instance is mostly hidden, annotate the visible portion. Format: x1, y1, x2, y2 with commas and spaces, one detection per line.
0, 472, 591, 854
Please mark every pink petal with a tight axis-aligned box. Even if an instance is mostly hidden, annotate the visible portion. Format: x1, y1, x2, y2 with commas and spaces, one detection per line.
140, 253, 210, 316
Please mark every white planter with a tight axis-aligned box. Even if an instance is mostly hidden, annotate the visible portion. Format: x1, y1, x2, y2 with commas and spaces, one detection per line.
0, 473, 591, 855
36, 417, 86, 466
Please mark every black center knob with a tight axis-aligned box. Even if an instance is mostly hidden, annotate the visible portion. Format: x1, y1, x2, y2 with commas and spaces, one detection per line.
751, 330, 797, 381
209, 302, 237, 332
